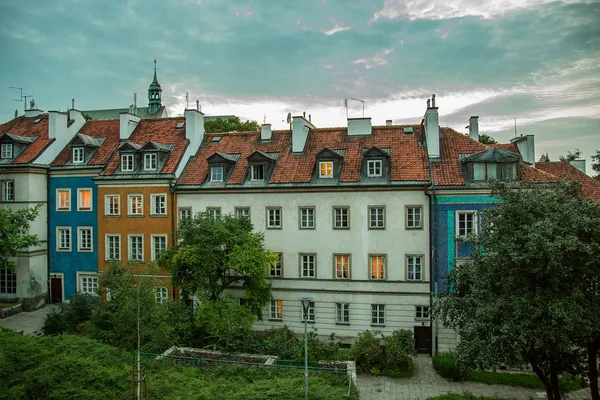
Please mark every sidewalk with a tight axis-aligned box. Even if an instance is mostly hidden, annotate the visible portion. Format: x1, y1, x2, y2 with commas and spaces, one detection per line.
356, 355, 593, 400
0, 304, 58, 335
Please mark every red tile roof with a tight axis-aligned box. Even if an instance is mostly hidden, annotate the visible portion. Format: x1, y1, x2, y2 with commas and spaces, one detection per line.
101, 117, 189, 176
0, 115, 53, 164
51, 120, 121, 167
178, 125, 430, 186
536, 161, 600, 202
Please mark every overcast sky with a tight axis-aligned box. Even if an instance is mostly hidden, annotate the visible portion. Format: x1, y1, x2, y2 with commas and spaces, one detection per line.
0, 0, 598, 173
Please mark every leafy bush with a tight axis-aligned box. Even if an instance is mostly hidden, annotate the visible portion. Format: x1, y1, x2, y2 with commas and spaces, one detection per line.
259, 325, 302, 359
350, 330, 384, 373
350, 329, 415, 377
433, 352, 467, 381
43, 293, 97, 335
384, 329, 416, 369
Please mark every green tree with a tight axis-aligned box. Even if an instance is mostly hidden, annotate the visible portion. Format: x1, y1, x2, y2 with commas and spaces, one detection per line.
160, 213, 276, 319
439, 182, 600, 400
0, 205, 40, 271
591, 150, 600, 180
478, 134, 497, 144
559, 149, 581, 162
205, 117, 260, 134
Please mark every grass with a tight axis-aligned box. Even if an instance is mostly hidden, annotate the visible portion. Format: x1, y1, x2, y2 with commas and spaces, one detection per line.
0, 300, 20, 309
468, 370, 583, 392
427, 395, 515, 400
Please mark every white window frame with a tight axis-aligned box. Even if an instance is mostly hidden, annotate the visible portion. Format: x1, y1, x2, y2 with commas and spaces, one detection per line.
207, 207, 221, 220
150, 194, 167, 216
72, 147, 84, 164
335, 302, 349, 324
269, 253, 283, 278
128, 234, 144, 262
367, 159, 382, 177
406, 206, 423, 229
77, 273, 99, 296
77, 188, 93, 211
1, 143, 13, 159
144, 153, 157, 170
151, 234, 167, 261
121, 154, 134, 172
333, 206, 349, 229
334, 254, 350, 280
105, 234, 121, 261
299, 207, 315, 229
370, 255, 386, 280
128, 194, 143, 216
178, 207, 192, 222
415, 305, 430, 320
56, 227, 72, 252
1, 180, 14, 202
270, 300, 283, 320
368, 206, 385, 229
155, 286, 168, 304
457, 211, 478, 237
407, 255, 423, 281
266, 207, 282, 229
300, 254, 316, 278
56, 189, 71, 211
210, 166, 223, 182
301, 301, 315, 323
319, 161, 333, 178
235, 207, 250, 219
371, 304, 385, 326
105, 195, 120, 216
0, 266, 17, 294
250, 164, 264, 181
77, 227, 93, 252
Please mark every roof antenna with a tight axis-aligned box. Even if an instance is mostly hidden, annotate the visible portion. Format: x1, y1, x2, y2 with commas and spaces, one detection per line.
514, 118, 517, 137
185, 92, 189, 109
263, 114, 267, 124
9, 86, 32, 111
350, 98, 365, 117
343, 98, 348, 119
72, 98, 75, 110
196, 100, 199, 111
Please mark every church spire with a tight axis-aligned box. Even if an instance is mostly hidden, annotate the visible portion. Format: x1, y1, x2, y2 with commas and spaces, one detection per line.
148, 59, 162, 114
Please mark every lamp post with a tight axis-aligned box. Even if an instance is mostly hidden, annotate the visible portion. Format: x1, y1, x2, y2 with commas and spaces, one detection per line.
300, 296, 312, 399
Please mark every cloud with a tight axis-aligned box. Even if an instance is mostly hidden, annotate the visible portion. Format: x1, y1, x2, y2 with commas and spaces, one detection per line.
323, 23, 351, 36
351, 48, 394, 69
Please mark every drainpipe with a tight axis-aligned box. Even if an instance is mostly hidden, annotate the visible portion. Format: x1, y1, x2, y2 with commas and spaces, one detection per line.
46, 168, 52, 305
425, 152, 439, 357
169, 180, 176, 301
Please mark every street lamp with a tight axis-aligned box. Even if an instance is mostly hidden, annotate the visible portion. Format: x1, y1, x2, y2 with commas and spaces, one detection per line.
300, 296, 313, 399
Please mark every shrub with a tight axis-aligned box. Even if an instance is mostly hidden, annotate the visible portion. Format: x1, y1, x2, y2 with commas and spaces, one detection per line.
383, 329, 415, 369
350, 330, 384, 373
43, 293, 96, 335
350, 329, 416, 377
259, 325, 302, 359
433, 352, 467, 381
307, 330, 340, 361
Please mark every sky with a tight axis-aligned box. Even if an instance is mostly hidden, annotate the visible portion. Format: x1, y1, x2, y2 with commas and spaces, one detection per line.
0, 0, 598, 174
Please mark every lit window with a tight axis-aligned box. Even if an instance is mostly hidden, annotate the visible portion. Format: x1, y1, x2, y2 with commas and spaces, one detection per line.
151, 194, 167, 215
301, 301, 315, 322
370, 255, 385, 280
457, 212, 477, 237
301, 254, 316, 278
77, 227, 93, 252
128, 195, 143, 215
266, 207, 281, 229
299, 207, 315, 229
236, 207, 250, 219
105, 195, 120, 216
369, 207, 385, 229
270, 300, 283, 320
155, 287, 168, 304
371, 304, 385, 326
152, 235, 167, 261
144, 153, 157, 170
1, 181, 14, 202
335, 303, 349, 324
319, 161, 333, 178
333, 207, 349, 229
0, 267, 17, 294
207, 207, 221, 220
406, 206, 422, 229
80, 275, 98, 295
210, 166, 223, 182
121, 154, 134, 172
1, 144, 13, 159
106, 235, 120, 260
72, 148, 84, 164
367, 160, 382, 177
57, 189, 70, 211
335, 255, 350, 279
251, 164, 264, 181
129, 235, 143, 261
78, 188, 92, 211
57, 227, 71, 251
269, 253, 283, 277
407, 255, 423, 281
415, 305, 430, 320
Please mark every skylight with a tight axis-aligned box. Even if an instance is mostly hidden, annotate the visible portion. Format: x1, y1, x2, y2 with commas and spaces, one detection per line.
211, 136, 222, 143
33, 118, 41, 124
176, 122, 184, 129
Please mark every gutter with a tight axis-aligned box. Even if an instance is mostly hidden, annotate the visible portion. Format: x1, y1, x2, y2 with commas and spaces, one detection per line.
425, 157, 439, 357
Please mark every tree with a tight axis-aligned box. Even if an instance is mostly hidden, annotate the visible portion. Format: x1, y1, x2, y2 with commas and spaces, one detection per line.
205, 116, 260, 134
591, 150, 600, 180
160, 213, 277, 319
0, 205, 40, 271
439, 182, 600, 400
478, 134, 497, 144
559, 149, 581, 162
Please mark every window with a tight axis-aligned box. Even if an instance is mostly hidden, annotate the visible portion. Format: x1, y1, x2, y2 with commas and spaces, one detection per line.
335, 303, 349, 324
319, 161, 333, 178
106, 235, 120, 260
369, 206, 385, 229
406, 206, 422, 229
155, 287, 168, 304
300, 254, 316, 278
371, 304, 385, 326
270, 300, 283, 320
370, 255, 385, 280
299, 207, 315, 229
1, 144, 13, 159
105, 195, 120, 216
121, 154, 134, 172
179, 207, 192, 221
301, 301, 315, 322
1, 181, 14, 202
151, 194, 167, 216
210, 166, 223, 182
57, 227, 71, 251
407, 255, 423, 281
367, 160, 382, 177
144, 153, 157, 170
335, 255, 350, 279
333, 207, 349, 229
269, 253, 283, 277
78, 188, 92, 211
77, 227, 92, 252
72, 147, 84, 163
152, 235, 167, 261
129, 235, 143, 261
266, 207, 281, 229
80, 275, 98, 295
57, 189, 70, 211
457, 211, 477, 237
0, 267, 16, 294
473, 162, 517, 181
235, 207, 250, 219
251, 164, 264, 181
415, 305, 430, 320
128, 195, 143, 215
207, 207, 221, 220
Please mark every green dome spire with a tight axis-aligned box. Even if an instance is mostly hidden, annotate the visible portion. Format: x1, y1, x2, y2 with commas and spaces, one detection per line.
148, 59, 162, 114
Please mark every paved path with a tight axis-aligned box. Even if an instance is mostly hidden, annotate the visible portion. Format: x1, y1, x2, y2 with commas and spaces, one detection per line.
356, 355, 593, 400
0, 304, 58, 335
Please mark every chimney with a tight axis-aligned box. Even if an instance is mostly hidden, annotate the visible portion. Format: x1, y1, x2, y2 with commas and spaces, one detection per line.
386, 119, 392, 126
261, 124, 272, 141
423, 94, 440, 160
71, 99, 75, 110
24, 108, 42, 118
196, 100, 199, 111
48, 111, 68, 140
469, 116, 479, 141
569, 159, 586, 174
37, 109, 86, 163
292, 115, 315, 152
348, 117, 372, 136
119, 112, 141, 140
184, 108, 205, 144
510, 134, 535, 165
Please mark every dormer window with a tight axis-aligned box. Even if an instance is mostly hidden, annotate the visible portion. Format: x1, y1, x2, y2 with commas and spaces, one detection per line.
211, 166, 223, 182
251, 164, 264, 181
206, 152, 238, 185
367, 160, 382, 177
72, 147, 84, 164
462, 148, 521, 183
121, 154, 134, 172
362, 146, 390, 180
1, 144, 13, 159
144, 153, 157, 170
319, 161, 333, 178
473, 162, 517, 181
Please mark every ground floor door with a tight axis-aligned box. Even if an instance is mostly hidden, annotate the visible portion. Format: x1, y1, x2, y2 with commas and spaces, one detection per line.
414, 326, 432, 355
50, 276, 62, 303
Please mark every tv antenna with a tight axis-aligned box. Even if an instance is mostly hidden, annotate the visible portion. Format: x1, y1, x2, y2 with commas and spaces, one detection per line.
9, 86, 34, 111
185, 92, 189, 109
514, 118, 517, 137
286, 112, 292, 130
345, 98, 365, 118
